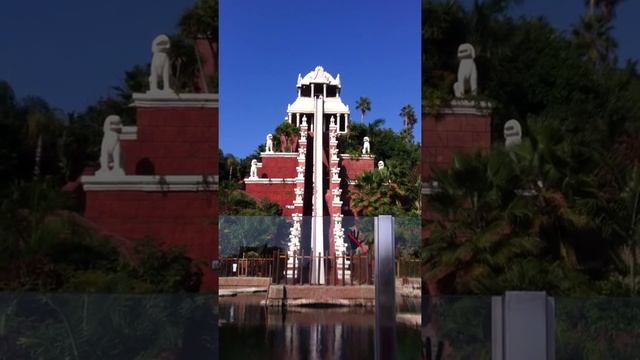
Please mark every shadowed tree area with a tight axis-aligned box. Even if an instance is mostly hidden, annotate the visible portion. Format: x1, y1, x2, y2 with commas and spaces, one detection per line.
422, 1, 640, 357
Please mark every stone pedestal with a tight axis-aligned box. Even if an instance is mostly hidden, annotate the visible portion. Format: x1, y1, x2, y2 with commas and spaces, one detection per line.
81, 92, 219, 292
422, 100, 491, 180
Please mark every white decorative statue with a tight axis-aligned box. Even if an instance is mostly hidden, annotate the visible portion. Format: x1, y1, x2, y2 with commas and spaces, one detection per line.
296, 166, 305, 179
249, 159, 258, 179
362, 137, 370, 155
332, 188, 342, 203
96, 115, 124, 177
294, 188, 303, 202
504, 119, 522, 148
301, 115, 308, 128
331, 167, 339, 180
378, 161, 385, 170
149, 34, 172, 93
453, 43, 477, 98
331, 148, 339, 161
330, 116, 336, 127
265, 134, 274, 153
329, 131, 337, 143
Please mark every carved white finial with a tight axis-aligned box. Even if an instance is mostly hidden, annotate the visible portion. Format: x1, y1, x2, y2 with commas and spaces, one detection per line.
332, 188, 342, 203
301, 116, 308, 127
330, 116, 336, 127
149, 34, 172, 93
249, 159, 258, 179
331, 167, 339, 180
504, 119, 522, 148
362, 137, 370, 155
265, 133, 274, 153
331, 148, 339, 161
294, 187, 304, 202
296, 166, 305, 179
378, 161, 385, 170
453, 43, 477, 98
96, 115, 124, 177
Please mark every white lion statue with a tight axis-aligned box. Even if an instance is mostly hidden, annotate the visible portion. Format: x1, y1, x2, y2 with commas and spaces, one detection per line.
149, 34, 172, 93
249, 159, 258, 179
453, 43, 477, 98
362, 136, 370, 155
96, 115, 124, 177
265, 133, 274, 153
377, 160, 385, 170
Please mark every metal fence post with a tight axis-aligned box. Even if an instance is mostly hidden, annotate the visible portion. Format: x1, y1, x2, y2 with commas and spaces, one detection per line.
375, 215, 396, 360
492, 291, 555, 360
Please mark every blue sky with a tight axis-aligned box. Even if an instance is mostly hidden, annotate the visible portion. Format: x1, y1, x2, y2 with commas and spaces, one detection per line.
0, 0, 195, 113
219, 0, 422, 157
0, 1, 637, 157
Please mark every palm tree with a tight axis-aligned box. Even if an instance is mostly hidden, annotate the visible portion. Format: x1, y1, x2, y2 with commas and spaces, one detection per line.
572, 15, 618, 67
26, 110, 60, 179
179, 0, 218, 93
574, 0, 623, 68
355, 97, 371, 123
399, 104, 417, 142
399, 104, 417, 130
225, 155, 237, 181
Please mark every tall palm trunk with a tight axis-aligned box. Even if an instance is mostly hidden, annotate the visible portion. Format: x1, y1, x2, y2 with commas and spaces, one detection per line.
630, 187, 639, 294
194, 45, 209, 93
33, 135, 42, 179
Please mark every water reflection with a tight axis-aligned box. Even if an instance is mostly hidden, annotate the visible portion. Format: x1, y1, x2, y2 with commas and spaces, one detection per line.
219, 295, 420, 360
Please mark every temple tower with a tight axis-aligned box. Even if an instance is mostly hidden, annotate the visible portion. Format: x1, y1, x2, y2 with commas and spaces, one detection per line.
245, 66, 376, 284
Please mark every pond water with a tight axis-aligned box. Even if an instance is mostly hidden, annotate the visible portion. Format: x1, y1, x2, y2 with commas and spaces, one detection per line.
219, 295, 421, 359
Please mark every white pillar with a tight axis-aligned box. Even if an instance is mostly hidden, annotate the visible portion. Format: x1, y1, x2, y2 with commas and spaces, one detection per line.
296, 113, 300, 127
323, 84, 327, 98
311, 84, 315, 98
311, 95, 325, 284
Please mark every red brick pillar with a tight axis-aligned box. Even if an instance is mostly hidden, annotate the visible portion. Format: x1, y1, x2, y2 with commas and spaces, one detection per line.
421, 100, 491, 295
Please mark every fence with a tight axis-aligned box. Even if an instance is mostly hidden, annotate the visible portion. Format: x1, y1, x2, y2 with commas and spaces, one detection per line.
219, 250, 420, 285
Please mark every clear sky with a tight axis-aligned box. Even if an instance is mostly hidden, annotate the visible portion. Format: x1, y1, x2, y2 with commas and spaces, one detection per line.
0, 0, 195, 113
219, 0, 422, 157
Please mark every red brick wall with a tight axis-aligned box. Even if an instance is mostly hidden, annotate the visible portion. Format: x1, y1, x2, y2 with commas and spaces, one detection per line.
422, 113, 491, 179
341, 157, 375, 180
244, 182, 296, 213
259, 156, 298, 178
121, 107, 218, 176
85, 191, 218, 292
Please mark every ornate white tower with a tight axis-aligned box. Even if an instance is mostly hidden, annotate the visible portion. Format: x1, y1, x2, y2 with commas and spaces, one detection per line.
289, 66, 351, 284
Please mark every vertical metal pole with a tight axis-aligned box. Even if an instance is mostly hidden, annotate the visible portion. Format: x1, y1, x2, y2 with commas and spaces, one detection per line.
311, 96, 325, 284
375, 215, 396, 360
492, 291, 556, 360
